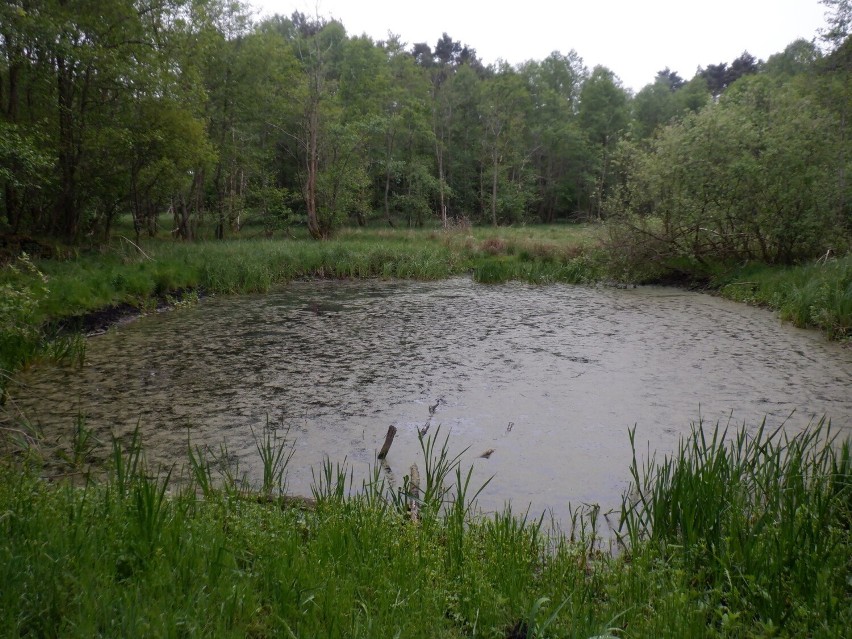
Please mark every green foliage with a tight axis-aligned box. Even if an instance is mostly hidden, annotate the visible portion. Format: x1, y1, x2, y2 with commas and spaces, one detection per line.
0, 422, 848, 637
0, 254, 47, 363
578, 66, 632, 219
632, 71, 710, 139
1, 0, 847, 244
479, 65, 536, 225
620, 418, 851, 631
717, 254, 852, 339
0, 254, 84, 401
579, 67, 631, 148
0, 122, 52, 193
520, 51, 592, 221
820, 0, 852, 48
607, 75, 849, 270
764, 39, 822, 77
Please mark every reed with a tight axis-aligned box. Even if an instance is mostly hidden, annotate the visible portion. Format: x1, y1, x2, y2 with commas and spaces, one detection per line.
252, 418, 296, 496
620, 417, 851, 630
310, 455, 353, 505
1, 420, 848, 637
58, 413, 99, 469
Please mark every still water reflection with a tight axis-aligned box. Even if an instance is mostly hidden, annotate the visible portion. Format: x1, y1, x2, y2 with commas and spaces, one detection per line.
8, 278, 851, 520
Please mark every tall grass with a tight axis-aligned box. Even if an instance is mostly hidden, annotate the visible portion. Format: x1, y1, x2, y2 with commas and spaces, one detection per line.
717, 254, 851, 339
0, 226, 605, 398
0, 421, 848, 637
251, 418, 296, 497
620, 418, 851, 632
6, 226, 603, 324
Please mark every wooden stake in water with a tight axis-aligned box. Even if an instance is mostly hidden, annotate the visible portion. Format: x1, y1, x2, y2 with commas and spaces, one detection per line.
377, 425, 397, 460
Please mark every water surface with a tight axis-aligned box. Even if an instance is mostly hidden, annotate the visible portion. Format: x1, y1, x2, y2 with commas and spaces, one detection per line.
8, 278, 851, 521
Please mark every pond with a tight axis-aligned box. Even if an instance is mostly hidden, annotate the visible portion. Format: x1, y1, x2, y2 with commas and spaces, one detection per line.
7, 278, 851, 523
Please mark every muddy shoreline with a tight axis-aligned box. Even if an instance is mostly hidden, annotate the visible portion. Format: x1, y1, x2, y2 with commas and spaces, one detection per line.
52, 288, 206, 336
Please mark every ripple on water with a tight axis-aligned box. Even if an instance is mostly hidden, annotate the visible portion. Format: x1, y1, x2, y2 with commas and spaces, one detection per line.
6, 278, 851, 522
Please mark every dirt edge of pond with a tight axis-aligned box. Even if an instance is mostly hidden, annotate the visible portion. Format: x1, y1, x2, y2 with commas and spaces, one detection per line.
52, 288, 207, 336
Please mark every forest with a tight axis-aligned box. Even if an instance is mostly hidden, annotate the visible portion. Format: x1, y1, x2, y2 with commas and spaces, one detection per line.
1, 0, 848, 266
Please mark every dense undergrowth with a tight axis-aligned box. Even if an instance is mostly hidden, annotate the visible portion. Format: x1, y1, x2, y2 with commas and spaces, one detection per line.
0, 420, 848, 638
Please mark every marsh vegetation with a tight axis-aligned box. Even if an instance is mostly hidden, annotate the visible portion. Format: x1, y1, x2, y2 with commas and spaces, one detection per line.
1, 421, 848, 638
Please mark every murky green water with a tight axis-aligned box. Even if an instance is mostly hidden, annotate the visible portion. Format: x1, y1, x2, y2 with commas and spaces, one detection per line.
7, 278, 851, 521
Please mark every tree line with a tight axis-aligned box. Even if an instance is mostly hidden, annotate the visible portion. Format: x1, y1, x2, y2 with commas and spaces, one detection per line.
1, 0, 849, 263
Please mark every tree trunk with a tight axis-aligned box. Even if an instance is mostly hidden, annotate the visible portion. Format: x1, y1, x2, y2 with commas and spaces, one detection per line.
435, 137, 447, 228
384, 129, 396, 227
595, 139, 609, 221
305, 96, 321, 238
384, 168, 395, 228
214, 162, 225, 240
55, 55, 79, 239
432, 93, 448, 229
130, 167, 142, 245
491, 150, 499, 226
176, 171, 202, 241
4, 35, 21, 230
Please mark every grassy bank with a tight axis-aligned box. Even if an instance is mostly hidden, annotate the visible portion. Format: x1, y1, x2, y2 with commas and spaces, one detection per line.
715, 255, 851, 340
0, 421, 848, 638
3, 225, 603, 325
4, 224, 849, 332
0, 225, 603, 398
1, 225, 849, 402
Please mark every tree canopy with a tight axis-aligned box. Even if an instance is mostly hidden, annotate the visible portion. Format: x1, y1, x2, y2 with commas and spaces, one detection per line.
0, 0, 848, 263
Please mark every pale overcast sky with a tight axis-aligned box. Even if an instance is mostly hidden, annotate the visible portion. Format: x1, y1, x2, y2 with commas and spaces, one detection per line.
250, 0, 829, 92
